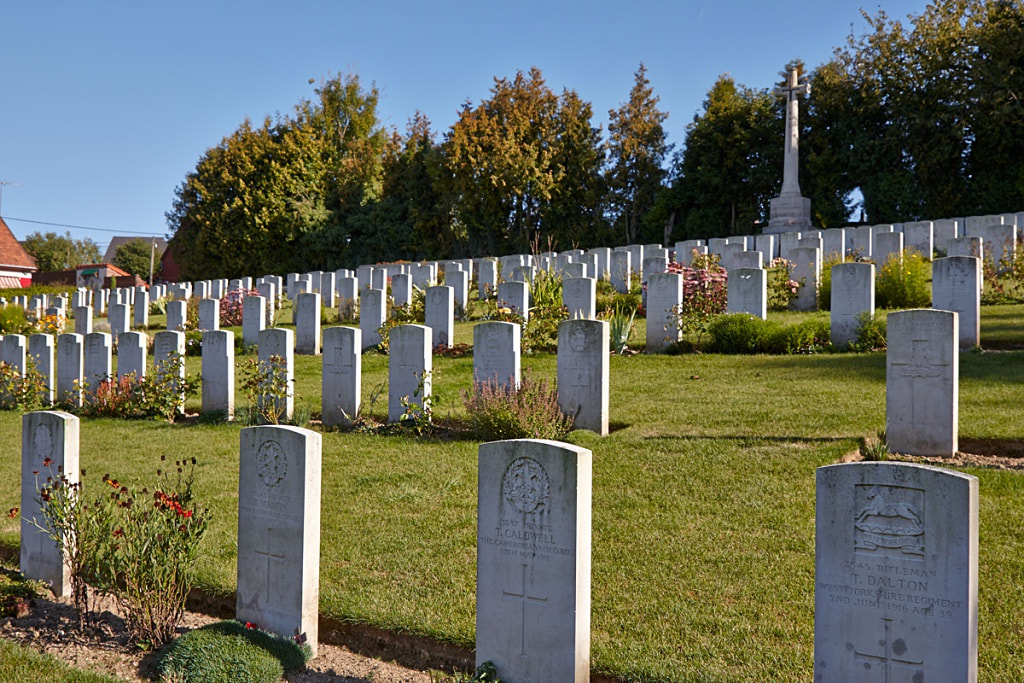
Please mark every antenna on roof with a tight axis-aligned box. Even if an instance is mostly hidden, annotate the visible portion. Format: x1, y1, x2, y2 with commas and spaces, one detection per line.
0, 180, 20, 216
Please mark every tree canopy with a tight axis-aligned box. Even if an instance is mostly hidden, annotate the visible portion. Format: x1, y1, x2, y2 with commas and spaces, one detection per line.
22, 231, 101, 271
113, 238, 161, 282
166, 3, 1024, 277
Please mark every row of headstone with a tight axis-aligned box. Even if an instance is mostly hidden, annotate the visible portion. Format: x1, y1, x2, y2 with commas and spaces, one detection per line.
18, 375, 979, 683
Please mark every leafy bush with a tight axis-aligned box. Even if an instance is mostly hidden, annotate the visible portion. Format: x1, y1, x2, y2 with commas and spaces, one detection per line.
875, 249, 930, 309
0, 306, 31, 335
219, 289, 259, 328
156, 620, 310, 683
606, 302, 637, 354
240, 355, 291, 425
707, 314, 782, 354
852, 312, 887, 351
461, 372, 574, 440
774, 317, 832, 354
766, 258, 800, 311
705, 314, 832, 355
0, 361, 50, 411
33, 458, 210, 645
670, 256, 728, 347
78, 364, 197, 422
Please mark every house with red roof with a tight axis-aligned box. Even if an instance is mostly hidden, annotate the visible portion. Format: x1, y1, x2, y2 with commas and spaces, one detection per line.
0, 217, 37, 287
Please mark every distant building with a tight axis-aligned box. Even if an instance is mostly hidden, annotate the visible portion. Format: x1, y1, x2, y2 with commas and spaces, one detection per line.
160, 244, 182, 282
75, 263, 143, 289
0, 216, 38, 287
102, 236, 167, 265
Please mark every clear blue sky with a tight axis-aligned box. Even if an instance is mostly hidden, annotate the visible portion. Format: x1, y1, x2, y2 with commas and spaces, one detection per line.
1, 1, 930, 253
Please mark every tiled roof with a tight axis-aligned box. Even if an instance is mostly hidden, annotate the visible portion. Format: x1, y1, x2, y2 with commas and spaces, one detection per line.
0, 217, 37, 270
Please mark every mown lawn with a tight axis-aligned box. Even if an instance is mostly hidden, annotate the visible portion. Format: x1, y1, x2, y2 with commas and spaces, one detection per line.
0, 306, 1021, 681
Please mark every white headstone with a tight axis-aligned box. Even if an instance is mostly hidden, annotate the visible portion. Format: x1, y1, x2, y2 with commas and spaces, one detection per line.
933, 218, 959, 252
201, 330, 234, 419
822, 228, 846, 259
21, 411, 79, 596
56, 333, 83, 408
391, 273, 413, 309
727, 268, 768, 320
497, 281, 529, 322
932, 257, 981, 350
294, 293, 321, 355
28, 333, 54, 405
198, 298, 220, 332
473, 321, 521, 390
388, 324, 431, 423
322, 326, 361, 427
163, 300, 184, 333
243, 295, 266, 348
875, 231, 905, 266
133, 290, 149, 329
83, 331, 111, 396
609, 251, 632, 294
257, 328, 295, 422
830, 262, 875, 349
73, 305, 92, 336
108, 302, 130, 337
153, 330, 186, 414
886, 309, 958, 457
359, 288, 386, 351
753, 234, 777, 262
903, 221, 934, 259
257, 282, 277, 327
477, 259, 498, 299
425, 286, 455, 349
117, 331, 147, 381
557, 319, 609, 436
448, 270, 469, 313
561, 277, 596, 320
237, 425, 321, 657
476, 439, 591, 683
789, 246, 821, 311
814, 461, 977, 682
645, 272, 682, 353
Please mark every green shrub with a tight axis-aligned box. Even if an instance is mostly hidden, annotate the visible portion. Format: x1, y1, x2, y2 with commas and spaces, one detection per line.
817, 253, 853, 311
707, 314, 782, 354
852, 311, 887, 351
875, 249, 930, 309
770, 317, 832, 354
766, 258, 799, 311
156, 620, 310, 683
606, 302, 637, 354
461, 372, 574, 440
0, 305, 31, 335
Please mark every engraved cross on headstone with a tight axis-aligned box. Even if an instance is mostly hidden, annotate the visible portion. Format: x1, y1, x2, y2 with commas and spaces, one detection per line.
502, 563, 548, 659
891, 340, 948, 431
254, 530, 286, 604
853, 617, 924, 683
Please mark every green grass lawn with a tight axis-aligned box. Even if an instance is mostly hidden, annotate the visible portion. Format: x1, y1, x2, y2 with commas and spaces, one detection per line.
0, 306, 1022, 681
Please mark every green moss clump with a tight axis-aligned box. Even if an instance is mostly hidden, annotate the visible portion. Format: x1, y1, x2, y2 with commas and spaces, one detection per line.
155, 620, 310, 683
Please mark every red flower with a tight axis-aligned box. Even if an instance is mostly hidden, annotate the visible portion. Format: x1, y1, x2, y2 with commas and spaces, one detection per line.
42, 457, 53, 467
7, 507, 18, 519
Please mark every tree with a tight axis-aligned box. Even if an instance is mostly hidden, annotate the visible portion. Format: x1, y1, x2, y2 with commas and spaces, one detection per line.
22, 231, 101, 271
605, 64, 671, 244
811, 0, 1024, 222
113, 238, 161, 282
669, 75, 779, 239
444, 67, 604, 255
167, 73, 391, 278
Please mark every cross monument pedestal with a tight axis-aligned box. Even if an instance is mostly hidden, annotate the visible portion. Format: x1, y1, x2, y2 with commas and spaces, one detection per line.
765, 67, 813, 234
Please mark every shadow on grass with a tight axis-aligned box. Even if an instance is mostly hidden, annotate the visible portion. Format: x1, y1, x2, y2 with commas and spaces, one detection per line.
641, 433, 857, 447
